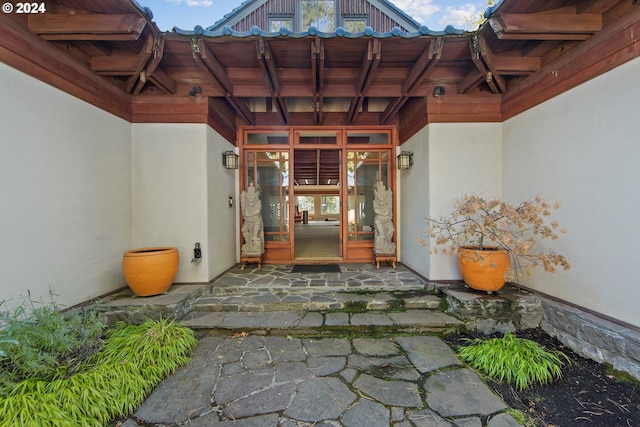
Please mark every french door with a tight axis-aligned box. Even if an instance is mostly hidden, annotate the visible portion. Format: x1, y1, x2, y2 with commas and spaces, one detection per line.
241, 128, 394, 263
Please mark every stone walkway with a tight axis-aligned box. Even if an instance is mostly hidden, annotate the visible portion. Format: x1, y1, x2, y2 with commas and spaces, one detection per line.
124, 334, 520, 427
103, 264, 533, 426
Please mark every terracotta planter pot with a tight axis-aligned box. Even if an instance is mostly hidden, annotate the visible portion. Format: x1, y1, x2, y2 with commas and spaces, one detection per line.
457, 246, 511, 292
122, 247, 179, 297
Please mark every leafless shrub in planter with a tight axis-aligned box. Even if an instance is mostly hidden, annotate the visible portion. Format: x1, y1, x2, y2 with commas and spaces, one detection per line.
427, 194, 571, 282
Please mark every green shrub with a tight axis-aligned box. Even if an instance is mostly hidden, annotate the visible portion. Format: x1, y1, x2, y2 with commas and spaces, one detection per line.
0, 294, 105, 393
0, 318, 197, 427
457, 332, 570, 391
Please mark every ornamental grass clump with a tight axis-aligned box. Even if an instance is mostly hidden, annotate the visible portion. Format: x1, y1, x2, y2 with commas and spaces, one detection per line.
0, 317, 198, 427
457, 332, 570, 391
0, 294, 105, 394
428, 194, 571, 282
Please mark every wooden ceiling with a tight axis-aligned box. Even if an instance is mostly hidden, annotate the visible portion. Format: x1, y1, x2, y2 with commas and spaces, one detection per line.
294, 149, 341, 185
1, 0, 638, 143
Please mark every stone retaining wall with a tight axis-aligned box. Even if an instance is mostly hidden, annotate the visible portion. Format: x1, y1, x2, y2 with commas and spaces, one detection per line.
438, 283, 543, 335
540, 298, 640, 382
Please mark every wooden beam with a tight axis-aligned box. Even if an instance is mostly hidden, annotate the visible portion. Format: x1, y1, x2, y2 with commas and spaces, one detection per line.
488, 19, 591, 41
496, 13, 602, 34
502, 6, 640, 119
348, 39, 381, 124
458, 69, 484, 94
311, 40, 319, 92
139, 36, 176, 95
91, 55, 142, 75
492, 55, 541, 74
257, 39, 289, 124
29, 14, 146, 41
382, 38, 442, 124
469, 37, 499, 94
148, 69, 177, 95
477, 35, 507, 92
125, 35, 153, 93
318, 39, 325, 94
257, 40, 280, 95
196, 40, 234, 93
577, 0, 616, 14
0, 14, 131, 120
355, 39, 374, 93
191, 38, 255, 125
401, 39, 436, 95
310, 38, 325, 125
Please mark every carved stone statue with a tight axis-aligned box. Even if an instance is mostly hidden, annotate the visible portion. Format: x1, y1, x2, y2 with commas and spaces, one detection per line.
240, 183, 264, 256
373, 181, 396, 255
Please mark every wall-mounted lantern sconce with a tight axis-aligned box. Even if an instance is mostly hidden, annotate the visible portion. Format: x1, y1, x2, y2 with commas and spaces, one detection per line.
222, 150, 239, 169
433, 86, 446, 98
189, 85, 202, 98
191, 242, 202, 263
397, 151, 413, 170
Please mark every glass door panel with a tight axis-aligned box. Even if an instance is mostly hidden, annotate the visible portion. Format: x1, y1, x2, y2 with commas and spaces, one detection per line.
347, 151, 390, 241
245, 151, 290, 242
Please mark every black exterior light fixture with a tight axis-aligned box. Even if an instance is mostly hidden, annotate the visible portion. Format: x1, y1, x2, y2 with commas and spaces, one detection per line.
222, 150, 239, 169
433, 86, 445, 98
397, 151, 413, 170
189, 85, 202, 97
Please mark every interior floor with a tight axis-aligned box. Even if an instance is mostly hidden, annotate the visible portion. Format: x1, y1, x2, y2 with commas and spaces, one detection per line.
294, 222, 341, 259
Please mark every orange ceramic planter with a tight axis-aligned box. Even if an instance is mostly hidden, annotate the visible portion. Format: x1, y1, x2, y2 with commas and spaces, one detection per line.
457, 246, 511, 292
122, 247, 179, 297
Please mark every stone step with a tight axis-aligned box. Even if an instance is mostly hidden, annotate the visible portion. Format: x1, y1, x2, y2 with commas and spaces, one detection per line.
181, 309, 464, 336
191, 289, 443, 313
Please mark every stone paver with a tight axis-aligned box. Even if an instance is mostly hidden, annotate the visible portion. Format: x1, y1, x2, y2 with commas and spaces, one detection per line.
352, 338, 401, 356
424, 369, 508, 417
396, 336, 462, 373
104, 265, 540, 426
342, 398, 390, 427
126, 335, 515, 426
354, 373, 423, 407
284, 377, 356, 421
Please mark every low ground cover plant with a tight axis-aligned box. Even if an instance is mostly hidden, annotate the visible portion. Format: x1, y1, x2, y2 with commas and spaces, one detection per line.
0, 296, 197, 427
457, 332, 570, 391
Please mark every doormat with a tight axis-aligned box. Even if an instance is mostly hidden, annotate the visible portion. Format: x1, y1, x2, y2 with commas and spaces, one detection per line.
291, 264, 341, 273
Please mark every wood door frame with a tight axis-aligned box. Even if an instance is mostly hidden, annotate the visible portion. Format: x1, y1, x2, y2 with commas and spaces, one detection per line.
292, 147, 343, 261
240, 126, 396, 263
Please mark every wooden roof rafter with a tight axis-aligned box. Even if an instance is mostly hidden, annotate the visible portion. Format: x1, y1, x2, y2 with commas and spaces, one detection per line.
139, 36, 176, 95
28, 13, 147, 41
347, 39, 381, 124
469, 36, 499, 93
477, 35, 507, 93
191, 37, 255, 125
3, 0, 636, 132
488, 6, 602, 41
311, 38, 325, 125
381, 37, 442, 124
257, 39, 289, 125
124, 34, 153, 93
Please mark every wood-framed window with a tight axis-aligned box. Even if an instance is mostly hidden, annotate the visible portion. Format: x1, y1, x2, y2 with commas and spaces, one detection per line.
300, 0, 336, 32
343, 17, 367, 32
268, 16, 293, 32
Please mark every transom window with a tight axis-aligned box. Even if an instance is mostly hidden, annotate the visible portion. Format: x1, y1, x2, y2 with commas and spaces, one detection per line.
300, 0, 335, 32
343, 18, 367, 32
268, 17, 293, 32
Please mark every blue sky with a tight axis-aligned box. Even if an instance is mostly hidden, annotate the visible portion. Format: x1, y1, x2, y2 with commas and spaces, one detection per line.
141, 0, 491, 32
